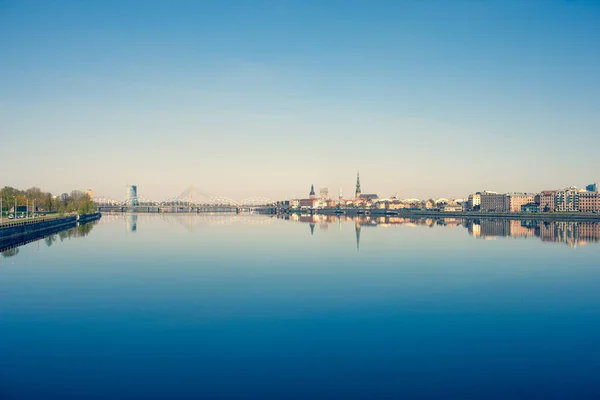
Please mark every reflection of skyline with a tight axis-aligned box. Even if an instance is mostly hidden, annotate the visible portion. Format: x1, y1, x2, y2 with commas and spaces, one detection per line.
285, 215, 600, 249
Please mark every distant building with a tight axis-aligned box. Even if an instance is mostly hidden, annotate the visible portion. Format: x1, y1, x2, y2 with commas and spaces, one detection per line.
299, 198, 319, 209
467, 193, 481, 210
539, 190, 557, 212
441, 204, 462, 212
586, 183, 598, 192
360, 194, 379, 201
84, 189, 94, 200
506, 193, 536, 212
556, 187, 578, 212
319, 187, 329, 199
297, 185, 319, 209
480, 193, 507, 212
375, 200, 404, 210
578, 191, 600, 213
125, 185, 139, 206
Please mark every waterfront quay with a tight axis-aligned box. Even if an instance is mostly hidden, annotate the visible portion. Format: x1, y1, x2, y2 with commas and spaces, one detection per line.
0, 213, 101, 251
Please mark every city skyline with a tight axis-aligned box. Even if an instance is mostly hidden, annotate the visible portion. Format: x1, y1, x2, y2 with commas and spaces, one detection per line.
2, 1, 600, 200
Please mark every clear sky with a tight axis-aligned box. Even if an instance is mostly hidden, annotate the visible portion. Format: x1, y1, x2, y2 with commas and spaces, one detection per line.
1, 0, 599, 202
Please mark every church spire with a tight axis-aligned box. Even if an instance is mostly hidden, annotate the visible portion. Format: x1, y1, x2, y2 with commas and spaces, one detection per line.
309, 184, 316, 199
355, 170, 361, 200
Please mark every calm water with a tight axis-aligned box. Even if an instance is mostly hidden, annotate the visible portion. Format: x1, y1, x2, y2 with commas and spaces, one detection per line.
2, 214, 600, 399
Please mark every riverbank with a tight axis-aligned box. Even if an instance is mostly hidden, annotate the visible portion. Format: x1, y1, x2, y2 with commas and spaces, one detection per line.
0, 213, 101, 241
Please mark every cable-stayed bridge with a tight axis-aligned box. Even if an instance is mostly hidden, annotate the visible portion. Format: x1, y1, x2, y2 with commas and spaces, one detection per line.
94, 186, 276, 213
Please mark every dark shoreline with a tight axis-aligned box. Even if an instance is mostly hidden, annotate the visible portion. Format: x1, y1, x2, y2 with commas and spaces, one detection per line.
0, 213, 101, 252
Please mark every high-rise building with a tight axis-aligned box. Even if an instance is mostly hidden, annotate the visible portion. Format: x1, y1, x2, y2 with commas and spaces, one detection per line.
125, 185, 139, 206
586, 183, 598, 192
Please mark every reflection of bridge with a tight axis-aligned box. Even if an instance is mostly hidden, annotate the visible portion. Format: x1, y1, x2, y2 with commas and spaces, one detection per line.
98, 212, 276, 233
95, 186, 276, 213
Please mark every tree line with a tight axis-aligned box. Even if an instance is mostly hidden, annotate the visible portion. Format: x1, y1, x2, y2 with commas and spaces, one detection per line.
0, 186, 97, 215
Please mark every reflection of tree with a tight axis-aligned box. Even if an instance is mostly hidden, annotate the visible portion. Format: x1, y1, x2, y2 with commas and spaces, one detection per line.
74, 222, 95, 237
59, 230, 69, 241
2, 248, 19, 258
45, 235, 57, 247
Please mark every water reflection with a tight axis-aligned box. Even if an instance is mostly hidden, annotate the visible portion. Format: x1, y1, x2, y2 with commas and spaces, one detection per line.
99, 213, 600, 249
0, 221, 98, 257
126, 214, 138, 232
283, 214, 600, 248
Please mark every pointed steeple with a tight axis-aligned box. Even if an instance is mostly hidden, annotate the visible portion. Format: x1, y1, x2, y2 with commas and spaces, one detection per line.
355, 170, 362, 200
309, 184, 316, 199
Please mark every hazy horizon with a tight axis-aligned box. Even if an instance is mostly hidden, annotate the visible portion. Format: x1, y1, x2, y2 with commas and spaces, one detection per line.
2, 0, 599, 201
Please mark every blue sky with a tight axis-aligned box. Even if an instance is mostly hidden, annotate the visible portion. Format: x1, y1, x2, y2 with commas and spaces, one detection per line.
1, 0, 599, 201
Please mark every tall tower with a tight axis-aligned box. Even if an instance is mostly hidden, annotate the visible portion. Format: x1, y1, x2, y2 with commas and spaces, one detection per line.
355, 171, 362, 200
309, 184, 316, 199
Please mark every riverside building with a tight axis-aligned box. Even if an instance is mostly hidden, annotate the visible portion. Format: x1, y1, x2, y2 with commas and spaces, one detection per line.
506, 193, 536, 213
480, 193, 507, 212
539, 190, 557, 212
578, 191, 600, 213
555, 187, 579, 212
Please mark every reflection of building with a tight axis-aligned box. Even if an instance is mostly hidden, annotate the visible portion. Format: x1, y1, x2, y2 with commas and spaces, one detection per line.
126, 214, 138, 232
540, 221, 578, 247
577, 222, 600, 243
480, 219, 509, 237
508, 220, 536, 238
283, 214, 600, 248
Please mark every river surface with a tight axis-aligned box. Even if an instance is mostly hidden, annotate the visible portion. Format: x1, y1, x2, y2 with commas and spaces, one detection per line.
1, 214, 600, 399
